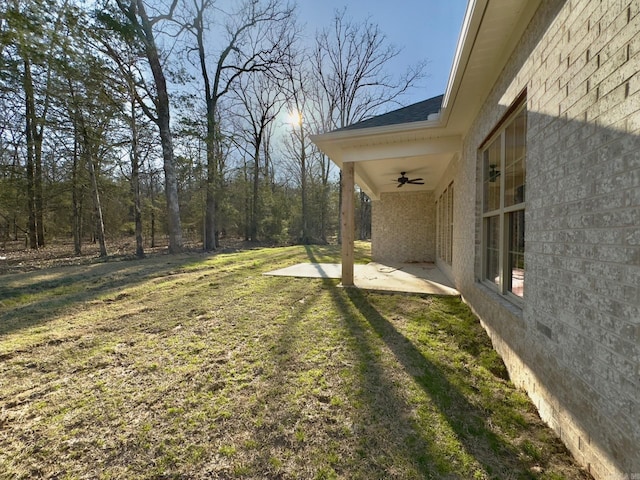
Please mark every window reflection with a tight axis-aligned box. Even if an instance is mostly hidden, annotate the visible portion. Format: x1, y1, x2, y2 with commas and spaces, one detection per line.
509, 210, 525, 297
505, 109, 526, 207
481, 99, 526, 302
483, 138, 501, 213
485, 216, 500, 287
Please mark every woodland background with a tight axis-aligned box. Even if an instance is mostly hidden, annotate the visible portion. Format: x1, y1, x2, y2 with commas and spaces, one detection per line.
0, 0, 426, 257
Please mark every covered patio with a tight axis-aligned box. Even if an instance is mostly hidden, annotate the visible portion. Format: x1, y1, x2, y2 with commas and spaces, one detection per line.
310, 95, 462, 287
264, 260, 459, 295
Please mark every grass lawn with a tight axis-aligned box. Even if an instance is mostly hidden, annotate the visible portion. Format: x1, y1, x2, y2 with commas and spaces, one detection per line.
0, 242, 591, 479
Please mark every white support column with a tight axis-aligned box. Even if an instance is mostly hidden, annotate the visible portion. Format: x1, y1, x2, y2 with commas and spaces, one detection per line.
341, 162, 355, 286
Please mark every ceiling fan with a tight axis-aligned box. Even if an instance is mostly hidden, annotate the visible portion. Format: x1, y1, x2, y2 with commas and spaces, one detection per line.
396, 172, 425, 188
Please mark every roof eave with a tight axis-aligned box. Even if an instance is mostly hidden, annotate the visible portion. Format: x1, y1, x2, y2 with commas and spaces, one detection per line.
439, 0, 486, 126
310, 113, 447, 166
311, 113, 443, 144
441, 0, 542, 131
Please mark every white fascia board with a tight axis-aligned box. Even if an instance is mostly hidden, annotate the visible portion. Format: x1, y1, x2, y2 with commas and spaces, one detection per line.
310, 116, 446, 169
341, 135, 462, 163
310, 115, 442, 145
441, 0, 488, 124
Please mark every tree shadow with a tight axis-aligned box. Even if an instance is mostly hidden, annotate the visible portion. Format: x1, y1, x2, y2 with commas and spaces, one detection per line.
304, 244, 336, 264
329, 286, 537, 478
303, 243, 371, 265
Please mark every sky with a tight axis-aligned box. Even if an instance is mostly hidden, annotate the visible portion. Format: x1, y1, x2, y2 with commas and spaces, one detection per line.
296, 0, 469, 107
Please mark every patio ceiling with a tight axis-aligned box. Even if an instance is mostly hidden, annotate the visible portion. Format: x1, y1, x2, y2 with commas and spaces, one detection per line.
339, 131, 462, 199
311, 0, 541, 200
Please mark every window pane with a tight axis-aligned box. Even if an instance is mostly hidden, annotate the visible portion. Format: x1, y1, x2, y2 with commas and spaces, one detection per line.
483, 139, 501, 212
436, 200, 440, 258
448, 185, 453, 264
505, 157, 526, 206
514, 110, 526, 162
437, 200, 440, 257
436, 184, 454, 266
485, 216, 500, 287
480, 100, 526, 302
505, 109, 526, 206
508, 209, 525, 297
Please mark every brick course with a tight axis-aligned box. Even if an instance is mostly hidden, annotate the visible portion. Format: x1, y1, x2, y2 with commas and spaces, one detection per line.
371, 191, 435, 263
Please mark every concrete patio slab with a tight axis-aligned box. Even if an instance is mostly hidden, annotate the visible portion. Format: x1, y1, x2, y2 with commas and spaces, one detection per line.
264, 262, 459, 296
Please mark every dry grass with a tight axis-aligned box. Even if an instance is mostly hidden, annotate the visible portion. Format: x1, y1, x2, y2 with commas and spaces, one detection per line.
0, 242, 591, 479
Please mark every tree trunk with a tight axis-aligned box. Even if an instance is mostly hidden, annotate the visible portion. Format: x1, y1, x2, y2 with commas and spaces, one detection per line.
158, 119, 182, 253
132, 161, 144, 258
243, 160, 250, 241
204, 128, 217, 249
130, 99, 144, 258
34, 128, 45, 248
86, 154, 107, 257
72, 130, 82, 255
23, 59, 38, 249
149, 169, 157, 248
136, 0, 182, 253
203, 97, 217, 251
250, 138, 262, 242
192, 3, 217, 251
299, 124, 309, 244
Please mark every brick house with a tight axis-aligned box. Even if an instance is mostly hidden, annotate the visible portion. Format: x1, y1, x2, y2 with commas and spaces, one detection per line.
311, 0, 640, 478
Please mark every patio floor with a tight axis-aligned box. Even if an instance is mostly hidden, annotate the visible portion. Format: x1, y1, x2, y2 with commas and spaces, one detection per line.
264, 262, 459, 295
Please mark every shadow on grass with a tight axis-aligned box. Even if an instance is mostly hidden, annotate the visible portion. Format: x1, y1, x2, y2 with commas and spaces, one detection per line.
329, 286, 536, 478
0, 260, 173, 338
303, 243, 371, 265
0, 247, 303, 338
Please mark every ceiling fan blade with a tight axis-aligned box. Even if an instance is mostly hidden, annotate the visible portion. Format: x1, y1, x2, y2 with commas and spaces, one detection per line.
408, 181, 425, 185
409, 177, 423, 182
397, 182, 404, 188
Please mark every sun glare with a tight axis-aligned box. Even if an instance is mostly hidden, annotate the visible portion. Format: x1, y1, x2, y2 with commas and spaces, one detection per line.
287, 110, 302, 126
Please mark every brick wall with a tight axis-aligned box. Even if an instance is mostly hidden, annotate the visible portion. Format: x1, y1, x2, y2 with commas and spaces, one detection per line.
371, 191, 436, 263
446, 1, 640, 478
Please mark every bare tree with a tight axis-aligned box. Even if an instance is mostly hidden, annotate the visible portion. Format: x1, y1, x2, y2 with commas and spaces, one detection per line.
281, 61, 313, 244
6, 0, 60, 248
184, 0, 295, 250
232, 72, 285, 241
23, 56, 44, 249
97, 36, 152, 258
68, 79, 109, 257
112, 0, 183, 253
314, 7, 426, 129
313, 8, 427, 241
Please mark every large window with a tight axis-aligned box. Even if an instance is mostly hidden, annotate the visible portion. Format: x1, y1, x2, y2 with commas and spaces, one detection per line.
481, 100, 526, 300
436, 182, 453, 265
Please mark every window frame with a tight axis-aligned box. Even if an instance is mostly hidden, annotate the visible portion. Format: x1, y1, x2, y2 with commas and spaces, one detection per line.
480, 99, 526, 306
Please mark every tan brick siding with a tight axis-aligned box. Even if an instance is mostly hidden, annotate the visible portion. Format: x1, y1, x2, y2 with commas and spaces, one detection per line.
371, 191, 436, 263
442, 1, 640, 478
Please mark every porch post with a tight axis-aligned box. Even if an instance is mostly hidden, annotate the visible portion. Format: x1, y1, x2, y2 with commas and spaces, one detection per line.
341, 162, 355, 286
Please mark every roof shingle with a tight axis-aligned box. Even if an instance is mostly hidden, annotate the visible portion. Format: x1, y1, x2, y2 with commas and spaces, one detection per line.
337, 94, 444, 132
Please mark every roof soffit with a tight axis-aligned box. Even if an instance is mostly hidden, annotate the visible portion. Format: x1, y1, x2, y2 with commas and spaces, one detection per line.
442, 0, 541, 132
